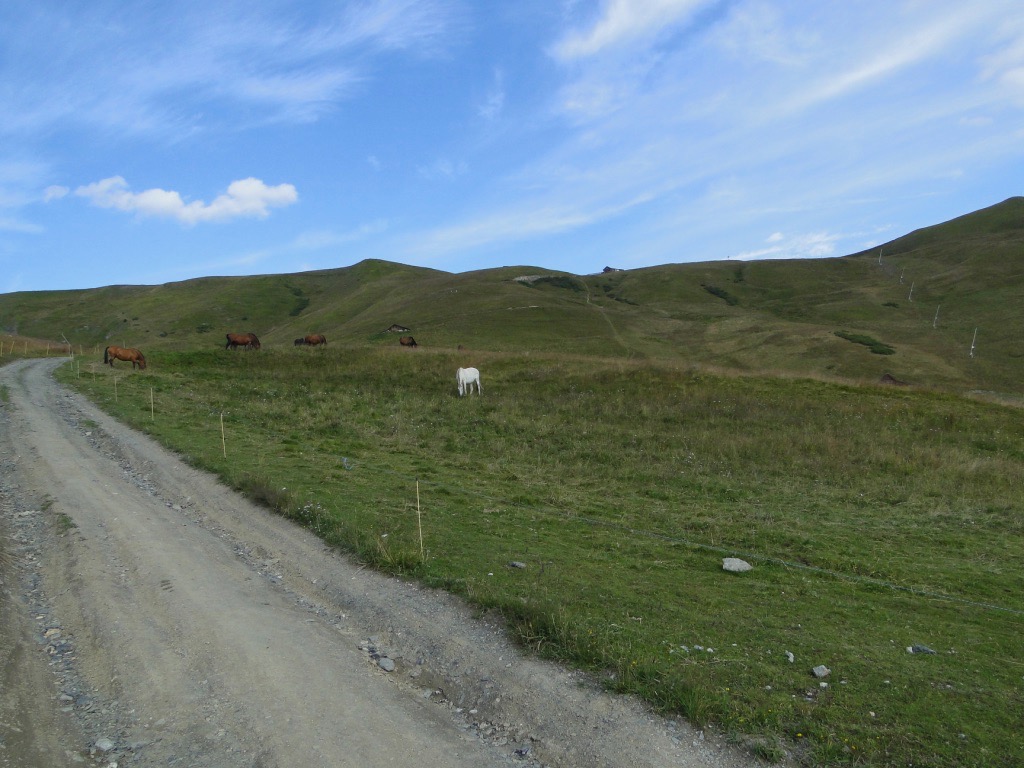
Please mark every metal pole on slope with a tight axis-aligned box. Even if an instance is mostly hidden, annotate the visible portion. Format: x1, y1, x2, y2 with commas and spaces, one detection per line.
969, 327, 978, 358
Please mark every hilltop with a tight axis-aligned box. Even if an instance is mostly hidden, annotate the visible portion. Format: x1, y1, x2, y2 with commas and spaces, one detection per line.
1, 197, 1022, 395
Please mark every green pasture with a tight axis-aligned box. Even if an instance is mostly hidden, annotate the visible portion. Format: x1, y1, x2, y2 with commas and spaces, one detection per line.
59, 346, 1023, 767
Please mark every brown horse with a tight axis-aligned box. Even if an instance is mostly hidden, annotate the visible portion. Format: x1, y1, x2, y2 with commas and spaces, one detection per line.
226, 332, 261, 350
304, 333, 327, 346
399, 335, 418, 348
104, 346, 147, 370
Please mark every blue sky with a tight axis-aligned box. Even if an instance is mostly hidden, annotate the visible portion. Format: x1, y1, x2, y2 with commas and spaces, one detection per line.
2, 0, 1022, 293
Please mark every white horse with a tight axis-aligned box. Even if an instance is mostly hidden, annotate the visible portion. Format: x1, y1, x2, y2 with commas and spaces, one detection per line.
456, 367, 481, 396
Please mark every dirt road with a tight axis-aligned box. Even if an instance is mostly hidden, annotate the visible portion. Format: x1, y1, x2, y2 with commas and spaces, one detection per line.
0, 358, 764, 768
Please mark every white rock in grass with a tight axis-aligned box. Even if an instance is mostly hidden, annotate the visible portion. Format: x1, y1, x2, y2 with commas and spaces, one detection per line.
722, 557, 753, 573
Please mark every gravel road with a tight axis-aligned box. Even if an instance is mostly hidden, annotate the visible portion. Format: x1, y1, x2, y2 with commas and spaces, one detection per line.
0, 358, 766, 768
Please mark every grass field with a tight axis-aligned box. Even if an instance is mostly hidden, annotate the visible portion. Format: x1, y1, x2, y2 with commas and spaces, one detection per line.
56, 345, 1024, 767
0, 333, 69, 359
7, 198, 1024, 399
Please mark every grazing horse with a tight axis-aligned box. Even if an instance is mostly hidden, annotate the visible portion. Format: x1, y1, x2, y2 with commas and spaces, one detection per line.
303, 333, 327, 346
226, 332, 261, 350
294, 338, 306, 346
104, 346, 147, 370
456, 367, 481, 396
399, 336, 418, 348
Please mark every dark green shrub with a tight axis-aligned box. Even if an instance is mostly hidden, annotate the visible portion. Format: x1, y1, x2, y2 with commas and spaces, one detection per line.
834, 330, 896, 355
702, 284, 739, 306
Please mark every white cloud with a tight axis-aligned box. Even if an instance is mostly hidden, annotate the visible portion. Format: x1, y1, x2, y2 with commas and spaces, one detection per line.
411, 191, 654, 257
959, 115, 994, 127
0, 216, 43, 234
979, 18, 1024, 88
75, 177, 298, 224
479, 70, 506, 121
43, 185, 69, 202
0, 1, 462, 138
552, 0, 713, 60
731, 231, 842, 261
291, 220, 388, 250
781, 8, 994, 114
712, 1, 811, 66
417, 158, 468, 181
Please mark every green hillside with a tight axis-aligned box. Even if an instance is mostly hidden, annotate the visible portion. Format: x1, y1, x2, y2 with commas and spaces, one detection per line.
8, 197, 1024, 767
2, 198, 1023, 396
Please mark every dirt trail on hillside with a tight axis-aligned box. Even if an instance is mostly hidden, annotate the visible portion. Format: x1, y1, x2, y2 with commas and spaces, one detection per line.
0, 358, 766, 768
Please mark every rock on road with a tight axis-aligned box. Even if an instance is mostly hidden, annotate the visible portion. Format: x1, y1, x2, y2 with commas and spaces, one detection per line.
0, 358, 766, 768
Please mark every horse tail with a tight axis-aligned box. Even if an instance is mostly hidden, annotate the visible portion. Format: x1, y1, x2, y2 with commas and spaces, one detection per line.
103, 346, 109, 364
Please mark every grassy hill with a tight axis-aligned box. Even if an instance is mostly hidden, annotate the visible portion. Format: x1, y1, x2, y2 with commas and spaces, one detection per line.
7, 197, 1024, 766
2, 197, 1023, 395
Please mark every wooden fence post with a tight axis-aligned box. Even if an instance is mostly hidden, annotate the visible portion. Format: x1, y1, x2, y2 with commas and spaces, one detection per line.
417, 479, 424, 562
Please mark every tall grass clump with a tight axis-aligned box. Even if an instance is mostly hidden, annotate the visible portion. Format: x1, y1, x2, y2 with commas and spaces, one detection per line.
59, 346, 1024, 767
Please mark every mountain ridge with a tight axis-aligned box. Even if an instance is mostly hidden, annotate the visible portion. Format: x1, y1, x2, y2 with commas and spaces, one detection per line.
2, 198, 1022, 395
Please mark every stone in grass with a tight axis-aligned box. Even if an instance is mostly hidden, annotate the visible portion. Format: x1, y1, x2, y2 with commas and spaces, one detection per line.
812, 665, 831, 679
722, 557, 753, 573
907, 644, 937, 654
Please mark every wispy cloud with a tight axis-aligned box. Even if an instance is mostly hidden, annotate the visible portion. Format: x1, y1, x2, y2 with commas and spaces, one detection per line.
290, 220, 388, 250
410, 191, 655, 257
417, 158, 469, 181
0, 216, 43, 235
779, 14, 975, 115
43, 185, 69, 202
551, 0, 714, 60
0, 1, 462, 138
478, 69, 506, 121
75, 177, 298, 224
731, 231, 843, 261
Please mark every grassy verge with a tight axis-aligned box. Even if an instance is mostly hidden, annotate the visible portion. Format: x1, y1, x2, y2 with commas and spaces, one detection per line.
0, 334, 69, 360
58, 347, 1024, 767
